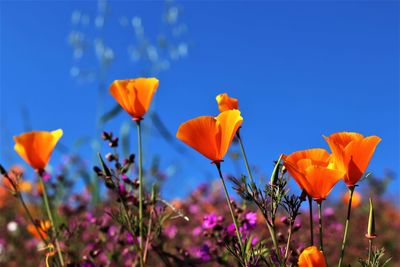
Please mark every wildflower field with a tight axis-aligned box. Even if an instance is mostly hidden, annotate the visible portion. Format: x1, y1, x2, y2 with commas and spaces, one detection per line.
1, 1, 399, 267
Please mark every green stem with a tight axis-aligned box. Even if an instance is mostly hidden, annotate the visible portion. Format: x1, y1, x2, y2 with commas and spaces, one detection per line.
136, 120, 144, 267
368, 239, 372, 263
18, 192, 48, 244
308, 196, 314, 246
38, 173, 64, 266
338, 187, 354, 267
266, 222, 283, 265
215, 162, 244, 252
236, 130, 255, 186
284, 221, 293, 261
317, 201, 324, 253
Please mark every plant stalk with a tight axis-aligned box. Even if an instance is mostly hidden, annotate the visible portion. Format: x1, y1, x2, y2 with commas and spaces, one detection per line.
136, 120, 144, 267
317, 201, 324, 253
338, 187, 354, 267
215, 162, 244, 251
284, 221, 293, 261
368, 239, 372, 263
266, 222, 283, 265
18, 192, 48, 244
308, 196, 314, 246
38, 173, 64, 266
236, 130, 255, 186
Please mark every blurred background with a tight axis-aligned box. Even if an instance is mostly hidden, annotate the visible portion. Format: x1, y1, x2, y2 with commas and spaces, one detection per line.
0, 0, 398, 202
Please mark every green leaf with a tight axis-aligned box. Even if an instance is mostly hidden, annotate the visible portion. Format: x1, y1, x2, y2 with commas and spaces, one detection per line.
99, 104, 123, 124
98, 152, 112, 177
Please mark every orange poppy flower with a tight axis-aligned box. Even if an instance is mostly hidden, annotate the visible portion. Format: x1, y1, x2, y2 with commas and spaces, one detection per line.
215, 93, 239, 112
298, 246, 327, 267
14, 130, 63, 171
324, 132, 381, 187
176, 110, 243, 163
282, 149, 344, 202
27, 220, 51, 240
109, 77, 159, 121
343, 190, 362, 208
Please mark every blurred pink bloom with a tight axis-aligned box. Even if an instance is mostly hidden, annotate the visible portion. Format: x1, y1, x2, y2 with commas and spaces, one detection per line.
164, 225, 178, 239
202, 213, 217, 229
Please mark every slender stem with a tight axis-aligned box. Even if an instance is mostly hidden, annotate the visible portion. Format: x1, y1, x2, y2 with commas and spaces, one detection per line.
4, 173, 48, 245
308, 196, 314, 246
143, 210, 154, 263
136, 120, 144, 267
38, 174, 64, 266
368, 239, 372, 263
338, 187, 354, 267
284, 221, 293, 261
236, 130, 255, 185
317, 201, 324, 253
266, 222, 282, 265
107, 174, 131, 228
18, 192, 48, 244
215, 163, 244, 251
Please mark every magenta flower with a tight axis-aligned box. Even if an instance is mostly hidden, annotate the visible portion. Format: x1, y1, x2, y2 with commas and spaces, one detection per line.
164, 225, 178, 239
245, 212, 257, 227
227, 223, 241, 237
192, 226, 202, 236
195, 244, 211, 262
202, 213, 217, 229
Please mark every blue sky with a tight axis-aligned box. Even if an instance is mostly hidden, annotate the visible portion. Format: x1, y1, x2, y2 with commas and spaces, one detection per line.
1, 1, 399, 202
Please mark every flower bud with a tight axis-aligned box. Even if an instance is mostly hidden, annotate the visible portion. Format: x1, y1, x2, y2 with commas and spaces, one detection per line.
0, 164, 7, 176
365, 197, 377, 239
109, 137, 119, 147
93, 166, 103, 176
101, 131, 112, 140
106, 153, 116, 162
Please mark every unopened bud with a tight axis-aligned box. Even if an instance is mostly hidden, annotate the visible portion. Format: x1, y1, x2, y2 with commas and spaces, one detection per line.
270, 154, 283, 186
105, 153, 115, 162
293, 222, 301, 232
93, 166, 103, 176
366, 197, 377, 239
109, 137, 119, 147
0, 164, 7, 176
101, 131, 112, 140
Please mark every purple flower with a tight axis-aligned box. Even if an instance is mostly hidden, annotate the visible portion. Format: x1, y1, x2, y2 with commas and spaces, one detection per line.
189, 204, 200, 214
245, 212, 257, 227
323, 207, 335, 217
331, 222, 344, 232
251, 236, 259, 246
108, 225, 118, 237
164, 225, 178, 239
195, 244, 211, 262
226, 223, 241, 237
119, 183, 127, 195
192, 226, 202, 236
41, 171, 51, 182
202, 214, 217, 229
82, 260, 96, 267
126, 232, 135, 245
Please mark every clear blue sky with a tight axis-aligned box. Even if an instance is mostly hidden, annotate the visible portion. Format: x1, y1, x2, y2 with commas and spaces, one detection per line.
1, 1, 399, 201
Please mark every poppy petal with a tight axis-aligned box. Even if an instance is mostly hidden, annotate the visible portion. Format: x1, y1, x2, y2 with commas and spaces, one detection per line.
110, 80, 135, 116
109, 78, 159, 119
282, 156, 308, 191
343, 135, 381, 185
325, 132, 364, 149
304, 166, 343, 200
298, 246, 327, 267
14, 129, 63, 170
216, 93, 239, 112
133, 77, 159, 118
176, 116, 220, 161
215, 110, 243, 159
